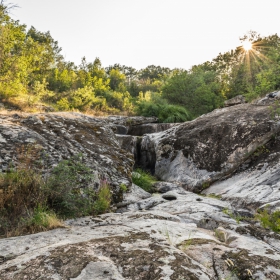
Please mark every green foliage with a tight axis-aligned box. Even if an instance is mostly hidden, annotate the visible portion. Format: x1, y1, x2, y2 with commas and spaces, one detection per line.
26, 205, 63, 232
206, 193, 221, 199
135, 92, 191, 123
255, 208, 280, 233
56, 86, 106, 111
104, 90, 133, 112
1, 1, 280, 120
223, 208, 243, 224
162, 67, 225, 117
132, 168, 157, 192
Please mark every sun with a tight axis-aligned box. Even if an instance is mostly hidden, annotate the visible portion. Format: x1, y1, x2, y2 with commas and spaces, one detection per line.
242, 41, 252, 51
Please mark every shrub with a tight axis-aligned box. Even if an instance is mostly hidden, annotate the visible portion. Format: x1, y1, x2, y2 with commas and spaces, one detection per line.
132, 168, 156, 192
46, 154, 95, 218
0, 149, 113, 237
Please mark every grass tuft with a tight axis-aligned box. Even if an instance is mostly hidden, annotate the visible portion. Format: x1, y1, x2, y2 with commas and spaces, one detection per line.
132, 168, 157, 192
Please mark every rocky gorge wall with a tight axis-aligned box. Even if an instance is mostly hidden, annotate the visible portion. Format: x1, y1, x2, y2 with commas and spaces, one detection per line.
1, 102, 280, 279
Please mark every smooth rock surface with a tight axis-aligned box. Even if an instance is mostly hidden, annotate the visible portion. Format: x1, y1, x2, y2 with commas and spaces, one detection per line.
1, 189, 279, 279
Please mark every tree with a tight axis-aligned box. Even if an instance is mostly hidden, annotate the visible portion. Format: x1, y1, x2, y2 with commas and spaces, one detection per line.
162, 66, 224, 117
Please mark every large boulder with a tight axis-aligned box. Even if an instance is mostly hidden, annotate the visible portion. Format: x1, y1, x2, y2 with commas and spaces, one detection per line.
141, 104, 280, 194
203, 133, 280, 211
0, 112, 134, 201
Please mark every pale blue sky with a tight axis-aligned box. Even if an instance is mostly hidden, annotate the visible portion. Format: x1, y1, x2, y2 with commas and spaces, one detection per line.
11, 0, 280, 70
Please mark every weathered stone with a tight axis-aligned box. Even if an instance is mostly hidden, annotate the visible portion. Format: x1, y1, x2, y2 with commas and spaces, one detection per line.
0, 112, 134, 199
154, 181, 183, 193
105, 115, 158, 127
115, 134, 139, 162
141, 104, 280, 194
224, 95, 246, 107
203, 134, 280, 211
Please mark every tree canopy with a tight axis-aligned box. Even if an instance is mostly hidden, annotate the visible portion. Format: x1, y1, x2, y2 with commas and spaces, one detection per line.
1, 1, 280, 121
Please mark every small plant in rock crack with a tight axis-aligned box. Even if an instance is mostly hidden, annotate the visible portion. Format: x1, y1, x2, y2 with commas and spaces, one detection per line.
255, 207, 280, 233
222, 208, 243, 224
180, 231, 194, 250
159, 224, 177, 245
214, 229, 237, 245
206, 193, 222, 200
120, 183, 128, 193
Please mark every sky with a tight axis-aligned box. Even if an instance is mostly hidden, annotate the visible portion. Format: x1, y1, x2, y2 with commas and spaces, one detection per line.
10, 0, 280, 70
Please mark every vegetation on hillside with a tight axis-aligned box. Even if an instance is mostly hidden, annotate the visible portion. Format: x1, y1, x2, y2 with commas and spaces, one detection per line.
1, 3, 280, 120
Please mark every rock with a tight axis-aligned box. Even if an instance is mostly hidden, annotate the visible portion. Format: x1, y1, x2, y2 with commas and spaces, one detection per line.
162, 191, 177, 200
0, 112, 134, 200
115, 134, 139, 162
203, 135, 280, 210
254, 91, 280, 106
114, 125, 128, 135
116, 183, 152, 210
268, 91, 280, 98
224, 95, 246, 107
1, 192, 279, 279
105, 115, 158, 127
141, 104, 280, 194
1, 108, 280, 279
154, 181, 183, 193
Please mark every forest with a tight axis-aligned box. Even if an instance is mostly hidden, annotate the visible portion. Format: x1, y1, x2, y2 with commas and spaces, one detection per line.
1, 2, 280, 122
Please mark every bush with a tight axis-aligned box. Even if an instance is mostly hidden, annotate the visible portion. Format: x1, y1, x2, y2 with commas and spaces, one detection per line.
135, 98, 191, 123
46, 154, 95, 218
0, 168, 46, 236
159, 104, 191, 123
132, 168, 156, 192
